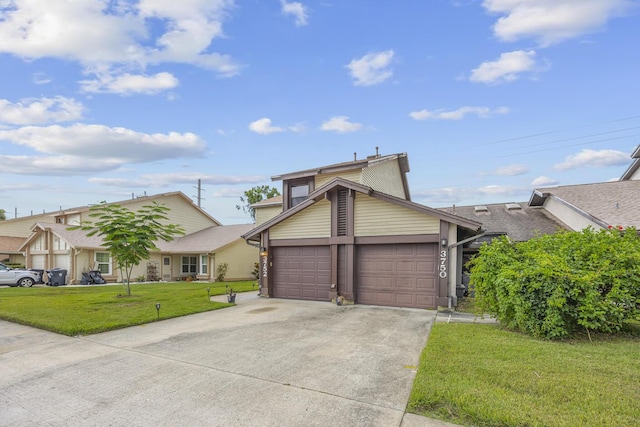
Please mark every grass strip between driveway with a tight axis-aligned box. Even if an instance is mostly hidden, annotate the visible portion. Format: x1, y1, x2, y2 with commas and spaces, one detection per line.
0, 281, 257, 336
408, 322, 640, 427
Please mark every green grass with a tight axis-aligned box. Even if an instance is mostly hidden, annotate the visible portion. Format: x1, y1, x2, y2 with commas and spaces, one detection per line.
408, 323, 640, 427
0, 281, 257, 336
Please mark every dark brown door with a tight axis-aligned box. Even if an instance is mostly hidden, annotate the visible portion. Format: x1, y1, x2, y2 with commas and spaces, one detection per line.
357, 243, 438, 309
272, 246, 331, 301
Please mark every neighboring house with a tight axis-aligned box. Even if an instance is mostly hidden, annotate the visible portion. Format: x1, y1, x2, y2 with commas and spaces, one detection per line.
1, 192, 257, 284
619, 144, 640, 181
529, 180, 640, 231
244, 152, 482, 309
0, 236, 26, 264
438, 202, 568, 295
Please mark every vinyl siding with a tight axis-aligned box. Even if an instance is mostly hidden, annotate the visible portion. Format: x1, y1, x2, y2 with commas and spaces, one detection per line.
544, 197, 602, 231
79, 194, 218, 235
270, 199, 331, 239
0, 216, 54, 238
361, 159, 406, 199
354, 193, 439, 236
214, 239, 259, 280
315, 170, 362, 188
255, 205, 282, 225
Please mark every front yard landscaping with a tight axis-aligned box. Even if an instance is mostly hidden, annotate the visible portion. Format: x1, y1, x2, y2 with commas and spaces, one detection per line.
408, 322, 640, 427
0, 281, 257, 336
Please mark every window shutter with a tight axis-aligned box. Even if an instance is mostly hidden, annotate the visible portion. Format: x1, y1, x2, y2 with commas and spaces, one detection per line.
337, 189, 347, 236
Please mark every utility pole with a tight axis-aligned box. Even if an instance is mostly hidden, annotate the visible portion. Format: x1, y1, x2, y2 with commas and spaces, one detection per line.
193, 179, 205, 208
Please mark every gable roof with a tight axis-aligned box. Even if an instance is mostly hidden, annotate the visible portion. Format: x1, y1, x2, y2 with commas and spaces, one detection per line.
1, 191, 221, 227
619, 144, 640, 181
0, 236, 27, 254
243, 177, 481, 242
19, 222, 254, 254
529, 180, 640, 229
158, 224, 256, 253
438, 202, 567, 242
271, 153, 408, 180
251, 195, 283, 208
20, 222, 105, 251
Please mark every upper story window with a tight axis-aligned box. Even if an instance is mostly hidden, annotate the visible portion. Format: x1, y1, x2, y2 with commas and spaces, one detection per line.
290, 184, 309, 207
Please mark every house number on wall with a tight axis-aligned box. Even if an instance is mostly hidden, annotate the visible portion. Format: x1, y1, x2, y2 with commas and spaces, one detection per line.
261, 255, 268, 278
439, 250, 447, 278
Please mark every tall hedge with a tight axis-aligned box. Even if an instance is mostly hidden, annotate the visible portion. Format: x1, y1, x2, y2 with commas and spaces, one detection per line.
468, 227, 640, 339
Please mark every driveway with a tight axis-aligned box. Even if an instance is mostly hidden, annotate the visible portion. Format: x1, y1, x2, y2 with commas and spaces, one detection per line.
0, 295, 443, 426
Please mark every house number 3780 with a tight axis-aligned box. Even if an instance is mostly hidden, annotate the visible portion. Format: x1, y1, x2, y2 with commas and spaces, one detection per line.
439, 250, 447, 278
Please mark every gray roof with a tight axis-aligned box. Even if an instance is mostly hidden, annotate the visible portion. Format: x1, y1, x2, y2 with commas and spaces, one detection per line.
20, 222, 254, 254
530, 180, 640, 229
438, 202, 567, 242
159, 224, 255, 253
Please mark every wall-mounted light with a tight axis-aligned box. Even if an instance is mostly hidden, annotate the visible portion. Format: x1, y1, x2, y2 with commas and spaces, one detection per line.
441, 238, 448, 247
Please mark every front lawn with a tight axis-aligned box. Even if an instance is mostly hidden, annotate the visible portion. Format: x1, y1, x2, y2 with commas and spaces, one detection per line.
0, 281, 257, 336
408, 323, 640, 427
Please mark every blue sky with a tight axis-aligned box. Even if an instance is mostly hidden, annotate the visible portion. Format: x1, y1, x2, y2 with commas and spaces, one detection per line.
1, 0, 639, 224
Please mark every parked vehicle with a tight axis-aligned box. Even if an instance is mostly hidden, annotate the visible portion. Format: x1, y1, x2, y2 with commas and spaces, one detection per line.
0, 262, 41, 287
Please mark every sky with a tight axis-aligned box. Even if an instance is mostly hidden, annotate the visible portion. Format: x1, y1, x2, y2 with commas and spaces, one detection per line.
1, 0, 639, 225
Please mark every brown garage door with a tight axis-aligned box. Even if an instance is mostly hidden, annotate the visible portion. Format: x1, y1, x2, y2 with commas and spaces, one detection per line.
357, 243, 437, 309
272, 246, 331, 301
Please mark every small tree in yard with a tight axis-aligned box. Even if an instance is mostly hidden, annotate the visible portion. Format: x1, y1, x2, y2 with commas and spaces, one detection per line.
70, 202, 184, 296
468, 227, 640, 339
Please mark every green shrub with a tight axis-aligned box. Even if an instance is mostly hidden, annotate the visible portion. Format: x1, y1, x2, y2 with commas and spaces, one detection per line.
468, 228, 640, 339
216, 262, 229, 282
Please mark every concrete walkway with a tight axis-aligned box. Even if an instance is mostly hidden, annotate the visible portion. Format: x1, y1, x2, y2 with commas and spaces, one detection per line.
0, 294, 464, 426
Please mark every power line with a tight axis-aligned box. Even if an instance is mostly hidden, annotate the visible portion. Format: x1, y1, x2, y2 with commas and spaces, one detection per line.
483, 114, 640, 146
497, 133, 640, 158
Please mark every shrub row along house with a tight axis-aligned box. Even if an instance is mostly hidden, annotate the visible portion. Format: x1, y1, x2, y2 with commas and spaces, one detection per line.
0, 192, 257, 284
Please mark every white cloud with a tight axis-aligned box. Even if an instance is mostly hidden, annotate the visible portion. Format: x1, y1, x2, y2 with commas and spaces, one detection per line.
280, 0, 309, 27
0, 124, 207, 175
89, 173, 266, 188
554, 149, 629, 170
0, 0, 241, 93
32, 72, 52, 85
0, 96, 84, 125
478, 185, 524, 197
409, 106, 509, 120
320, 116, 363, 133
493, 164, 529, 176
470, 50, 542, 84
531, 176, 559, 187
346, 50, 394, 86
482, 0, 632, 46
249, 118, 285, 135
79, 71, 179, 95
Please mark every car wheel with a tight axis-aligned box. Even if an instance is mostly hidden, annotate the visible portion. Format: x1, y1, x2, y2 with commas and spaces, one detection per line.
18, 277, 35, 287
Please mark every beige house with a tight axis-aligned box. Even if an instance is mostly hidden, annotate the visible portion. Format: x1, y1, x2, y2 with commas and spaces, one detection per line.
0, 192, 257, 284
244, 152, 482, 309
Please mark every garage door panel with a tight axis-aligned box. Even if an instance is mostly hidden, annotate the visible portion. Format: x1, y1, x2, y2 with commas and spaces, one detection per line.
272, 246, 330, 301
357, 243, 438, 309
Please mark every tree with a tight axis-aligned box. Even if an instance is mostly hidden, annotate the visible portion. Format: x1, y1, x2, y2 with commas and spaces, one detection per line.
70, 201, 185, 296
236, 185, 280, 220
0, 209, 5, 220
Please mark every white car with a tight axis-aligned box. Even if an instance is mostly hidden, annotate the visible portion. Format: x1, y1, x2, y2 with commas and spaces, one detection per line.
0, 262, 40, 287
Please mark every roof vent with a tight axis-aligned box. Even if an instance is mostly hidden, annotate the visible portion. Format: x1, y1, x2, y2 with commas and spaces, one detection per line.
474, 205, 489, 213
506, 203, 522, 211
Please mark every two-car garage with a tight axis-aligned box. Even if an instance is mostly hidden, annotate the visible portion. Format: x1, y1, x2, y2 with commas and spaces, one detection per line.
270, 243, 439, 309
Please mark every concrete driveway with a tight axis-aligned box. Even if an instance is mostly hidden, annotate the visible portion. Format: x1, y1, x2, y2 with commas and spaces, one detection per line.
0, 294, 443, 426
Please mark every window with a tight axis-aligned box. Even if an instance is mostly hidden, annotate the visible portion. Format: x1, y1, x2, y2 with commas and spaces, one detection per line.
290, 183, 309, 207
182, 256, 197, 274
95, 252, 111, 275
200, 255, 208, 275
163, 257, 170, 266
